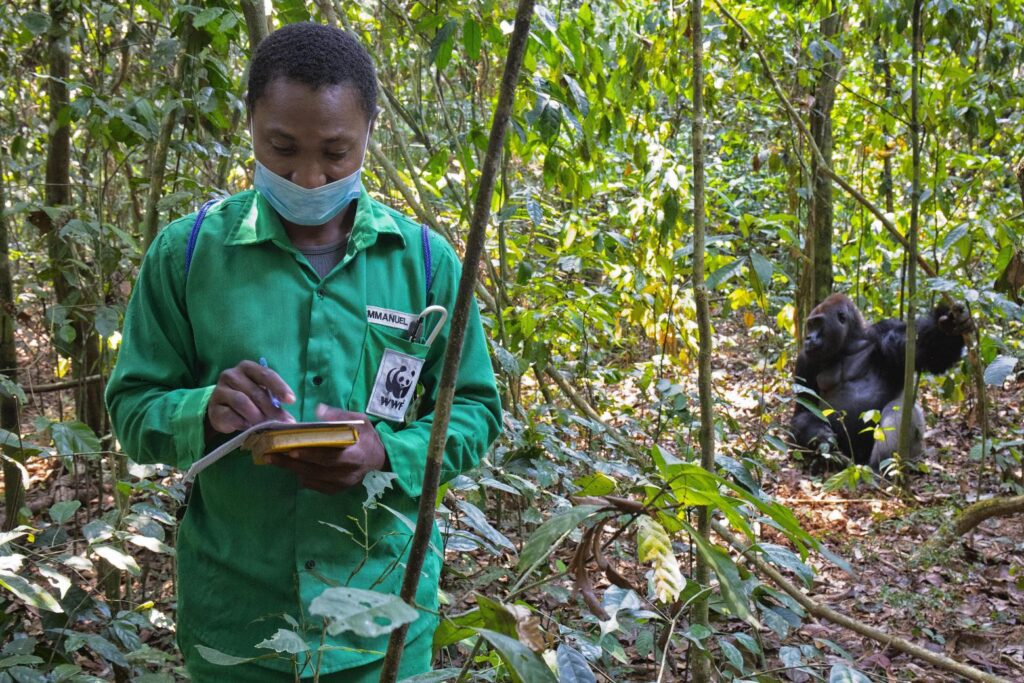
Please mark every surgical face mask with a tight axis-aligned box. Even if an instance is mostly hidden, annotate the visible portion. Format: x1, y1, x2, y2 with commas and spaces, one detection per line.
253, 128, 370, 226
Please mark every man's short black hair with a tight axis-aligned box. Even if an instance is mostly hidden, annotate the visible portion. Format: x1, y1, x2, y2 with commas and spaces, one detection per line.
246, 23, 377, 120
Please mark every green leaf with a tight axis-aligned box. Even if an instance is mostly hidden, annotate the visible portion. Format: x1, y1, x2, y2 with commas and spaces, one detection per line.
363, 470, 397, 507
680, 520, 757, 627
194, 645, 257, 666
706, 258, 747, 290
758, 543, 813, 586
555, 643, 595, 683
49, 421, 101, 458
517, 505, 605, 572
718, 638, 745, 671
462, 17, 481, 61
48, 500, 81, 525
457, 500, 516, 552
21, 11, 51, 35
0, 654, 44, 667
429, 20, 457, 69
750, 252, 774, 291
563, 75, 590, 117
256, 629, 309, 654
433, 609, 485, 649
0, 571, 63, 613
91, 545, 141, 576
476, 629, 557, 683
983, 355, 1018, 386
573, 472, 616, 496
0, 376, 26, 405
309, 587, 418, 638
93, 305, 120, 339
534, 6, 559, 34
828, 663, 872, 683
192, 7, 225, 28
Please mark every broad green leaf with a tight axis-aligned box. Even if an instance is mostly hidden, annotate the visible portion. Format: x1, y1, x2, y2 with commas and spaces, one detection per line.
21, 11, 51, 35
433, 609, 484, 649
309, 587, 418, 638
828, 663, 872, 683
475, 629, 557, 683
363, 470, 397, 507
457, 500, 516, 552
0, 376, 26, 405
0, 571, 63, 613
462, 17, 481, 61
256, 629, 308, 654
564, 75, 590, 117
636, 517, 684, 603
718, 638, 745, 671
0, 654, 44, 667
192, 7, 225, 28
49, 421, 101, 458
555, 643, 595, 683
48, 500, 81, 525
428, 20, 457, 69
706, 258, 747, 290
91, 545, 141, 576
93, 306, 120, 339
750, 252, 774, 291
517, 505, 605, 572
1, 638, 36, 656
680, 521, 757, 627
984, 355, 1018, 386
573, 472, 616, 496
194, 645, 257, 666
127, 534, 175, 555
758, 543, 813, 586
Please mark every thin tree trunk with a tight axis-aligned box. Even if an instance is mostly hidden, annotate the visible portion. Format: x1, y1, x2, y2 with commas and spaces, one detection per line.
897, 0, 923, 472
802, 8, 841, 314
690, 0, 715, 680
142, 24, 191, 250
240, 0, 270, 49
377, 0, 535, 679
0, 151, 23, 531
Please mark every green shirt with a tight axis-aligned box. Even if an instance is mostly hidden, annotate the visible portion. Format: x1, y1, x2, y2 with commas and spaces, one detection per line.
105, 189, 502, 673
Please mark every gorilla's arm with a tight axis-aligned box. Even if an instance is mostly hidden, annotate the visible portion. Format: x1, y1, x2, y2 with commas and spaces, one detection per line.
870, 305, 967, 376
916, 305, 968, 374
790, 353, 833, 450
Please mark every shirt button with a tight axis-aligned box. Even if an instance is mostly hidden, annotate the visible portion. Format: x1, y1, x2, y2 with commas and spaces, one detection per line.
312, 375, 323, 386
316, 288, 325, 298
305, 559, 316, 570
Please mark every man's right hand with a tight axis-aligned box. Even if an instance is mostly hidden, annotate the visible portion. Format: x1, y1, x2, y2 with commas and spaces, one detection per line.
206, 360, 296, 438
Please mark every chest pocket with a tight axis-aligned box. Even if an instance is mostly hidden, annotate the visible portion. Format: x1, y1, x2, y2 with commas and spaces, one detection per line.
348, 325, 431, 424
348, 225, 437, 425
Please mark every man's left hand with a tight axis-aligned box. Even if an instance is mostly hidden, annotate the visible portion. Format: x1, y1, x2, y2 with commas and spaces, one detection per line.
268, 404, 386, 494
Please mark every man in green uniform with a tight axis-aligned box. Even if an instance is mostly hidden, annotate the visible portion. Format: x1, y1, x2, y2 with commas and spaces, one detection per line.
105, 23, 502, 681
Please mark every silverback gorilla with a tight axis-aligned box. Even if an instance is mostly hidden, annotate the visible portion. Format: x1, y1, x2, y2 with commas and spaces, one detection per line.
791, 294, 970, 470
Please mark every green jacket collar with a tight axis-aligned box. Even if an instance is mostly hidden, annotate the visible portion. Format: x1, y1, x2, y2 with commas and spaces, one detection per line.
224, 188, 406, 251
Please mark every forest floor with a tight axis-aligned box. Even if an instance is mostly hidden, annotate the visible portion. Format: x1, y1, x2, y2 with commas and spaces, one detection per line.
6, 316, 1024, 682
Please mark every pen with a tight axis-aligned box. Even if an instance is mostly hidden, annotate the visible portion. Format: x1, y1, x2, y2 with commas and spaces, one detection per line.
258, 357, 282, 409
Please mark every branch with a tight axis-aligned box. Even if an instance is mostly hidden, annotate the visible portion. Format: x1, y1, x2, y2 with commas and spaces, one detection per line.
712, 520, 1011, 683
377, 0, 535, 678
915, 495, 1024, 559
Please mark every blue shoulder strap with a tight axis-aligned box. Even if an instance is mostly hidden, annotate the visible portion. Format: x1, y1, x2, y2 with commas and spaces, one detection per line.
421, 224, 433, 296
184, 199, 219, 279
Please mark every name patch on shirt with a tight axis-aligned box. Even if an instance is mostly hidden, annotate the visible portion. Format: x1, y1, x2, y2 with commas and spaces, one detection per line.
366, 306, 414, 331
366, 349, 424, 422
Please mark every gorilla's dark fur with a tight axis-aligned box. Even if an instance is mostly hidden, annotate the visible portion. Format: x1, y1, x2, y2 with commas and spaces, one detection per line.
791, 294, 970, 469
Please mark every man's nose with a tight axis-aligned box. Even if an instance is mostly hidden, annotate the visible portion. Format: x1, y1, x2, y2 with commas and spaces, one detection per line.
291, 164, 327, 189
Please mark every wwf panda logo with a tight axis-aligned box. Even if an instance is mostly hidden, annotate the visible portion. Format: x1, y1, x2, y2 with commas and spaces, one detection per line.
385, 364, 414, 399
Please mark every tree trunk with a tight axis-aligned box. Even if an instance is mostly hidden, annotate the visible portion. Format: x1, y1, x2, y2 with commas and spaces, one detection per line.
800, 9, 841, 317
690, 0, 715, 680
0, 151, 23, 531
240, 0, 270, 49
43, 1, 105, 437
897, 0, 923, 471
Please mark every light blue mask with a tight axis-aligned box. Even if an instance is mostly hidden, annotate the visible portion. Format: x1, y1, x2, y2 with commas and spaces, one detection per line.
253, 130, 369, 226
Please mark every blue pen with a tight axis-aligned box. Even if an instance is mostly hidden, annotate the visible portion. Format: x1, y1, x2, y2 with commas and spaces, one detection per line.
258, 357, 282, 409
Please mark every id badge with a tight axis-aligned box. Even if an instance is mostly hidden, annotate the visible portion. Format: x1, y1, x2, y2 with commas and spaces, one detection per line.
366, 349, 425, 422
